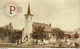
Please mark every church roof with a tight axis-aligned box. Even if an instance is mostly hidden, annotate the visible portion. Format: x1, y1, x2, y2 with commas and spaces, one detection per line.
32, 22, 52, 32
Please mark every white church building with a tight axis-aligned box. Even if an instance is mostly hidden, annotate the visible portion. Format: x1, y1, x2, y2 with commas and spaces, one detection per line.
22, 3, 34, 45
21, 3, 52, 45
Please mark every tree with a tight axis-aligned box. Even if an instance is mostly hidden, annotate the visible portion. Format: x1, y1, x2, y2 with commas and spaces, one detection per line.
51, 28, 65, 43
9, 30, 22, 43
0, 27, 22, 44
74, 31, 79, 48
75, 42, 79, 48
74, 31, 79, 39
0, 27, 12, 40
31, 25, 50, 44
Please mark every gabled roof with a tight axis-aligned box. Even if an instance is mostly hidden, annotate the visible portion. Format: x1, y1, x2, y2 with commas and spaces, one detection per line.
32, 22, 52, 32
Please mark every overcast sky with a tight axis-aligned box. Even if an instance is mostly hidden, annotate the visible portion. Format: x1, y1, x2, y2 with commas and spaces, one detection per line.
0, 0, 80, 31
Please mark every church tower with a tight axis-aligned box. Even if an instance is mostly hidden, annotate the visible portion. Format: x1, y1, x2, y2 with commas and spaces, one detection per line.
22, 3, 33, 44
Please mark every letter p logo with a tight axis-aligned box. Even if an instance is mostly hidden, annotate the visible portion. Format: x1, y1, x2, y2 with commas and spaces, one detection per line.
9, 6, 15, 14
3, 1, 21, 19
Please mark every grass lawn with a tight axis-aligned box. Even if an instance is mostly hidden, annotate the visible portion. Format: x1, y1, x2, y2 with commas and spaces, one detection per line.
0, 44, 77, 48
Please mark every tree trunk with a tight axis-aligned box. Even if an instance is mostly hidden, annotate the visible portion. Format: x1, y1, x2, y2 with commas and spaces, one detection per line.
42, 39, 43, 43
36, 39, 38, 44
33, 40, 34, 44
56, 37, 58, 43
41, 39, 44, 45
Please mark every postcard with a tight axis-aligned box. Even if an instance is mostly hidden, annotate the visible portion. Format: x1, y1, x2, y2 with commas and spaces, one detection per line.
0, 0, 80, 48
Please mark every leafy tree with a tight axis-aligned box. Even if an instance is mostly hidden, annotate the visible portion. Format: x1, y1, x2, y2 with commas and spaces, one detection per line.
74, 31, 79, 48
0, 27, 12, 40
51, 28, 65, 43
75, 42, 79, 48
9, 30, 22, 43
74, 31, 79, 39
0, 27, 22, 44
31, 25, 50, 44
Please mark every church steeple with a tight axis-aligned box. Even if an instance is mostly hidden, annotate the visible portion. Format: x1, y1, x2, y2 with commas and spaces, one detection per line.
22, 2, 33, 44
25, 2, 33, 16
27, 2, 31, 14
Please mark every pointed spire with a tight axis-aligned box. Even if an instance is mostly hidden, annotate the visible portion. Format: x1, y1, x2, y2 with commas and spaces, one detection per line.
25, 2, 33, 17
27, 2, 31, 14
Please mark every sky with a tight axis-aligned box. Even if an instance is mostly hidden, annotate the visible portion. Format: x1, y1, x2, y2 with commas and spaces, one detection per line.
0, 0, 80, 31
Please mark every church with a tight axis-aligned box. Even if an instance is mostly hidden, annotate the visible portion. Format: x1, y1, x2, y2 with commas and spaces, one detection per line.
22, 3, 33, 45
22, 3, 52, 45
